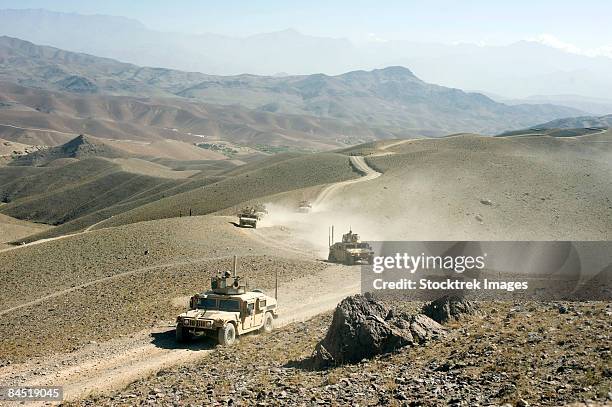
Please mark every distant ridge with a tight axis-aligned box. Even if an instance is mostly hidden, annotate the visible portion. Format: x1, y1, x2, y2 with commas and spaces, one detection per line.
1, 8, 612, 100
499, 114, 612, 137
530, 114, 612, 130
10, 134, 126, 166
0, 36, 584, 136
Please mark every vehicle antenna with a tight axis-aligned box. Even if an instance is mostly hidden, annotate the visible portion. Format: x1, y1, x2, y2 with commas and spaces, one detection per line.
233, 255, 237, 278
275, 269, 278, 300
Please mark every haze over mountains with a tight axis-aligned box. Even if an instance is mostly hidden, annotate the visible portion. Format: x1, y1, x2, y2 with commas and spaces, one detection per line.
1, 8, 612, 103
497, 95, 612, 116
0, 36, 583, 140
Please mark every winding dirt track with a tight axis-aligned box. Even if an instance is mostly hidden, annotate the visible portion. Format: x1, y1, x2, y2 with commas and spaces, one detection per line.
0, 153, 383, 403
312, 156, 381, 207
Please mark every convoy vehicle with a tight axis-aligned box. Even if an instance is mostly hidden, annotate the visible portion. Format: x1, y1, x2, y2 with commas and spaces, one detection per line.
238, 204, 267, 228
297, 200, 312, 213
328, 229, 374, 265
176, 256, 278, 345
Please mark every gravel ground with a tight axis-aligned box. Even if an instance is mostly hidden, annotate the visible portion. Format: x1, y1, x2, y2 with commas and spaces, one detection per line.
0, 255, 327, 363
69, 301, 612, 406
0, 215, 326, 362
0, 216, 283, 311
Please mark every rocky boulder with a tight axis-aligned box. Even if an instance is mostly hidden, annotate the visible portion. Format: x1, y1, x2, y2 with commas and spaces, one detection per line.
422, 295, 479, 324
312, 294, 445, 369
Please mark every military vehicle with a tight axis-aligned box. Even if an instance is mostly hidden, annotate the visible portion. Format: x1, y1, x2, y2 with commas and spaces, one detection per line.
327, 227, 374, 265
297, 200, 312, 213
176, 256, 278, 345
238, 204, 267, 228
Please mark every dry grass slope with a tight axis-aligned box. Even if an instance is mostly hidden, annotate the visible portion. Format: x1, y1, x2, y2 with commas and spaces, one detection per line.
0, 157, 193, 225
101, 152, 359, 228
0, 212, 51, 248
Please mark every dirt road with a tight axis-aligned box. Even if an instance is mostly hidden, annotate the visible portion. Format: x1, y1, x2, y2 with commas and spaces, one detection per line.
0, 265, 359, 403
0, 153, 381, 404
312, 156, 381, 208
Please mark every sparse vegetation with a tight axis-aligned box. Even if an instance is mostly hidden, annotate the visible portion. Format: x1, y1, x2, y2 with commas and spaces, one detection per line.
69, 301, 612, 407
197, 142, 239, 157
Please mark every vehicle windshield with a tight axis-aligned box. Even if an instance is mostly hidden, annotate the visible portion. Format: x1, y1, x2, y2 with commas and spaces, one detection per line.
219, 299, 240, 312
345, 243, 370, 249
196, 297, 241, 312
197, 298, 217, 310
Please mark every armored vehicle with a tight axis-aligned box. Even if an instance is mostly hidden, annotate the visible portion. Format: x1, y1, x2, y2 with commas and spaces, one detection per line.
328, 229, 374, 265
238, 204, 267, 228
176, 256, 278, 345
297, 200, 312, 213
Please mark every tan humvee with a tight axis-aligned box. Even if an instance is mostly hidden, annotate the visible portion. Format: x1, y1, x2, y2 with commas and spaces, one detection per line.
297, 200, 312, 213
328, 229, 374, 265
238, 204, 267, 228
176, 258, 278, 346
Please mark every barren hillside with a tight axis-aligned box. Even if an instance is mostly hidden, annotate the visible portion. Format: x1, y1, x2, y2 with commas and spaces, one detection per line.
0, 81, 383, 151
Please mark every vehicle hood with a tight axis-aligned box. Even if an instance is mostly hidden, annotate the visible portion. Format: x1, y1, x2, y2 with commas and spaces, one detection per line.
179, 309, 238, 320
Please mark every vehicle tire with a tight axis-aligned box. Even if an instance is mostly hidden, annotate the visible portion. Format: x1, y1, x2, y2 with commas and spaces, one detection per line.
218, 323, 236, 346
328, 253, 335, 262
346, 256, 355, 266
262, 312, 274, 334
175, 326, 191, 342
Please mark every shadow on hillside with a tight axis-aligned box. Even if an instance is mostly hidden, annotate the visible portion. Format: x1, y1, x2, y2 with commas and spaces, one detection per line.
150, 328, 217, 351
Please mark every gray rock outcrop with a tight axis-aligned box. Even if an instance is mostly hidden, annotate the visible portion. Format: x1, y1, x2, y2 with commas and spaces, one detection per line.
421, 295, 479, 324
312, 295, 445, 368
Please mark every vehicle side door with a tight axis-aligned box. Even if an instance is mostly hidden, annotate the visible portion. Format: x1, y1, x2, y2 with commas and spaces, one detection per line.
242, 300, 255, 330
253, 297, 265, 327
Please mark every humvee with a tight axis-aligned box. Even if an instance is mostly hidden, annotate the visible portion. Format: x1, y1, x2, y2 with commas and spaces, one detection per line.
328, 229, 374, 265
176, 257, 278, 345
238, 204, 267, 228
297, 200, 312, 213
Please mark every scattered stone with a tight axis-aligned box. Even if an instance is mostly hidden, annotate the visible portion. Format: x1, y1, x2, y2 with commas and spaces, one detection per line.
480, 198, 493, 206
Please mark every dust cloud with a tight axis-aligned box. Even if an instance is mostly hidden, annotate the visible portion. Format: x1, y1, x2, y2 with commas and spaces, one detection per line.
257, 202, 391, 258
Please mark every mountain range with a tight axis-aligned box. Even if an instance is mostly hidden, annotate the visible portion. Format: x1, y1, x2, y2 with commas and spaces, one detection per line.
0, 36, 582, 139
1, 8, 612, 101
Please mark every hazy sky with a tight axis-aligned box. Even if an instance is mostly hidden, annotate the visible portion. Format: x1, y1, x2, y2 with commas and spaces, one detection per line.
2, 0, 611, 51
